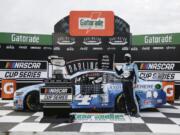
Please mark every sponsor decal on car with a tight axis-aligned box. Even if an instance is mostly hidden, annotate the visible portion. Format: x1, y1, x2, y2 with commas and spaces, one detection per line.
144, 99, 157, 105
144, 100, 151, 105
136, 84, 154, 89
40, 87, 73, 102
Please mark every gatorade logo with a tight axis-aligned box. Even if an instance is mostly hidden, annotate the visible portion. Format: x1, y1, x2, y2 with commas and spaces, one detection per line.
70, 11, 114, 36
4, 82, 14, 94
78, 17, 105, 30
2, 80, 16, 99
162, 82, 175, 102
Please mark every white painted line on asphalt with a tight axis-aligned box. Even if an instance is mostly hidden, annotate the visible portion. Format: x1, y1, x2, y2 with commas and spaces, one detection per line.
32, 112, 43, 116
33, 112, 43, 122
0, 110, 14, 116
35, 115, 43, 122
157, 108, 180, 114
53, 123, 72, 128
0, 99, 13, 103
169, 118, 180, 125
139, 112, 166, 118
0, 116, 30, 123
147, 124, 180, 133
174, 106, 180, 109
174, 100, 180, 104
4, 102, 14, 107
80, 123, 114, 132
9, 123, 50, 132
128, 117, 145, 123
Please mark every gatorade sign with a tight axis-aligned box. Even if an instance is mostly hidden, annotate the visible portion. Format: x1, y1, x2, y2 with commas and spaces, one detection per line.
1, 79, 16, 99
162, 82, 175, 102
70, 11, 114, 36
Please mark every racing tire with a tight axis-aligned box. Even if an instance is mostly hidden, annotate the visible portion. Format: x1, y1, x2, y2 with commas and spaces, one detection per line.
25, 91, 42, 112
115, 94, 126, 113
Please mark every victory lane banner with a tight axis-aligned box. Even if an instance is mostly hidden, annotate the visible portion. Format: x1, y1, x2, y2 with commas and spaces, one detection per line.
0, 60, 48, 79
72, 113, 127, 123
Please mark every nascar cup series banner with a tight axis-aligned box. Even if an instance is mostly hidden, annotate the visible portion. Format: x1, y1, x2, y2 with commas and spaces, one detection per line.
136, 61, 180, 81
135, 61, 179, 101
0, 60, 48, 79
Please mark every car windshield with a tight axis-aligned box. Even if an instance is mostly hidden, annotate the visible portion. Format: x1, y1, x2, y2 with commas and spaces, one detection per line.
73, 71, 120, 84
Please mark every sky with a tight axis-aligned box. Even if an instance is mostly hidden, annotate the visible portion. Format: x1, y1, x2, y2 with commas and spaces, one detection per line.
0, 0, 180, 35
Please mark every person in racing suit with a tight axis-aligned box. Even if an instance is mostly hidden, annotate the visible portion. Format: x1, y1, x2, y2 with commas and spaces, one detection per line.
114, 53, 139, 116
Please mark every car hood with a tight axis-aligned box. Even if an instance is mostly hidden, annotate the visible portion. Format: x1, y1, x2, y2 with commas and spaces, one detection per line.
16, 83, 45, 93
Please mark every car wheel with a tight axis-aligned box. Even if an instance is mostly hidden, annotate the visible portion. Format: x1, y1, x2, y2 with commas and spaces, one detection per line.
25, 91, 41, 111
115, 94, 126, 113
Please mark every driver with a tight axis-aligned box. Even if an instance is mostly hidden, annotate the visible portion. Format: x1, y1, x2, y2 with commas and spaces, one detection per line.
114, 53, 139, 117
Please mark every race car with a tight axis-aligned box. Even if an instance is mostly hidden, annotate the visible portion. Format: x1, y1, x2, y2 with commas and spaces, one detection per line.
13, 83, 45, 111
14, 70, 166, 112
40, 70, 167, 116
63, 70, 166, 111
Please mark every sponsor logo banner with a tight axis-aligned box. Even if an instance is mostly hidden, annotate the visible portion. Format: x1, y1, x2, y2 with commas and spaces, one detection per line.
98, 54, 114, 70
162, 81, 175, 102
0, 71, 47, 79
72, 113, 126, 123
1, 79, 16, 99
70, 11, 114, 36
0, 60, 48, 79
135, 62, 180, 71
132, 33, 180, 45
140, 63, 175, 71
139, 71, 180, 81
0, 32, 52, 45
53, 34, 130, 46
0, 60, 47, 70
66, 59, 98, 75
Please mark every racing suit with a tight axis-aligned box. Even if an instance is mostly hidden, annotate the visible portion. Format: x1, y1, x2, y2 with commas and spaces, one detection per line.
115, 63, 139, 115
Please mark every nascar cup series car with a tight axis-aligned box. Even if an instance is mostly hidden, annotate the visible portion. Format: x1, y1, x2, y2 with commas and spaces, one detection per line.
14, 70, 166, 115
13, 83, 44, 111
